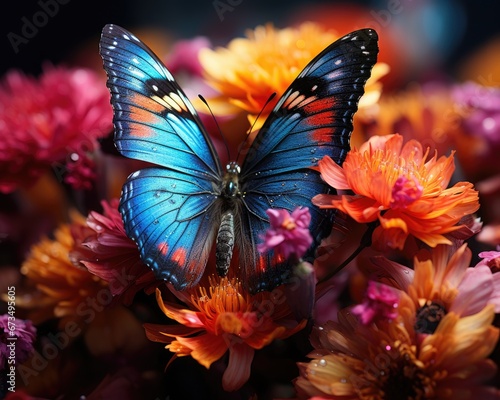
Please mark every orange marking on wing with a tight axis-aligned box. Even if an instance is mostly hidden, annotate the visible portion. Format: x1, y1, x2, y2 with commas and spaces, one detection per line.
283, 90, 300, 109
130, 92, 165, 113
172, 248, 187, 266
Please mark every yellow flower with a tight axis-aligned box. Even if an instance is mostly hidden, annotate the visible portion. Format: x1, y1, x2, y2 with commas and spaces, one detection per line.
312, 134, 480, 250
18, 216, 108, 326
144, 276, 306, 391
199, 22, 388, 127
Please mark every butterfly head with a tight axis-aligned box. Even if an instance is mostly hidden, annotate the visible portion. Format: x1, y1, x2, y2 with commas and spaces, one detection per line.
222, 161, 241, 198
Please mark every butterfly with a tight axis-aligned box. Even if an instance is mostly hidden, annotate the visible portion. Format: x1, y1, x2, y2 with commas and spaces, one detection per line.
99, 24, 378, 294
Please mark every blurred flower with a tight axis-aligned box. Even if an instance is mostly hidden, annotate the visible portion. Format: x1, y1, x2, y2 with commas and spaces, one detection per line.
453, 81, 500, 144
295, 301, 499, 399
144, 276, 306, 391
312, 134, 480, 250
351, 280, 400, 325
477, 250, 500, 274
70, 199, 157, 305
0, 66, 112, 193
166, 36, 212, 79
285, 261, 316, 321
258, 207, 313, 262
199, 22, 387, 127
367, 244, 500, 332
357, 83, 460, 153
0, 315, 36, 369
18, 217, 108, 326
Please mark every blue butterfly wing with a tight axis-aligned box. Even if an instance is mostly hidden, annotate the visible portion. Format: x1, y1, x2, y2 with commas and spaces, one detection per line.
100, 24, 223, 290
238, 29, 379, 292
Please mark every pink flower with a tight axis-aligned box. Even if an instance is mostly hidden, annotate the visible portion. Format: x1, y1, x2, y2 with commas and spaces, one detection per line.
477, 250, 500, 273
367, 244, 500, 319
71, 199, 157, 304
165, 36, 212, 78
0, 315, 36, 369
352, 280, 400, 324
257, 207, 313, 261
0, 66, 112, 193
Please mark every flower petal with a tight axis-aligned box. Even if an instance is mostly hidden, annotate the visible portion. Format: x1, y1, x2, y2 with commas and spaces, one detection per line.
175, 334, 228, 369
316, 155, 350, 190
222, 343, 255, 391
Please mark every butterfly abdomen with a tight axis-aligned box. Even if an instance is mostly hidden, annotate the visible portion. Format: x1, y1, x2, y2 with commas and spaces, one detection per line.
216, 210, 235, 277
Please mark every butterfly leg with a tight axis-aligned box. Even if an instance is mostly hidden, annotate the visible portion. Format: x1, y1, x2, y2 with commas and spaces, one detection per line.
216, 210, 235, 277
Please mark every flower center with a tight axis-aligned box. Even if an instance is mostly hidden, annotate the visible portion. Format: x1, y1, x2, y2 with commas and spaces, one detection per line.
354, 344, 433, 400
216, 312, 243, 335
281, 217, 296, 230
381, 348, 431, 400
414, 301, 447, 334
390, 176, 423, 209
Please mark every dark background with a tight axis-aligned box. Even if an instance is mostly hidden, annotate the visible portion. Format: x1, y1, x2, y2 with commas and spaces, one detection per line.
1, 0, 500, 82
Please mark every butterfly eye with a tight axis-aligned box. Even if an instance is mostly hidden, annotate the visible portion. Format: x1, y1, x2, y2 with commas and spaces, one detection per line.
226, 162, 241, 174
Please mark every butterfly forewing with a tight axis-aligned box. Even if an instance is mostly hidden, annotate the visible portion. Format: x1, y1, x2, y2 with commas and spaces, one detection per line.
100, 24, 221, 179
238, 29, 379, 292
100, 24, 224, 290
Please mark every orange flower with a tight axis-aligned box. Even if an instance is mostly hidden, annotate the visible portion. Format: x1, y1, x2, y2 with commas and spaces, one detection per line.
144, 276, 306, 391
295, 296, 499, 399
199, 22, 388, 127
312, 134, 480, 250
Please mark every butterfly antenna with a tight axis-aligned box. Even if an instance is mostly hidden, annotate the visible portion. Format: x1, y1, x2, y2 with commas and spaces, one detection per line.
236, 92, 277, 163
198, 94, 231, 163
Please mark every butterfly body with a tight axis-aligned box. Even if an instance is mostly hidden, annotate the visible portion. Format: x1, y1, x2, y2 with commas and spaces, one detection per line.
100, 24, 378, 293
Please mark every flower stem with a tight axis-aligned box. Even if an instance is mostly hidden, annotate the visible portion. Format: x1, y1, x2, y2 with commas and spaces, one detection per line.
317, 221, 378, 284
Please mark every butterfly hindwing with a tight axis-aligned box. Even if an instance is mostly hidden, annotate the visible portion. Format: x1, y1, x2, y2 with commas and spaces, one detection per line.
238, 29, 379, 292
120, 167, 221, 289
100, 24, 223, 290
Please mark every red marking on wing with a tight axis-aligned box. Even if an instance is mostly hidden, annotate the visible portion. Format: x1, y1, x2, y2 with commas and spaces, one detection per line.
302, 97, 337, 142
172, 248, 187, 266
303, 97, 336, 114
158, 242, 169, 256
310, 127, 335, 143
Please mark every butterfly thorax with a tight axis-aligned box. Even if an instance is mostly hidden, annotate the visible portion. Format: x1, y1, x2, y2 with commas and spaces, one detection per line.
221, 161, 242, 198
215, 162, 242, 277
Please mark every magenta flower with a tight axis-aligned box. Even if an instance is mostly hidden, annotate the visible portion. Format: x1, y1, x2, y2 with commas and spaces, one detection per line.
258, 207, 313, 261
70, 199, 157, 305
453, 81, 500, 144
0, 315, 36, 369
165, 36, 212, 77
352, 280, 400, 325
0, 66, 112, 193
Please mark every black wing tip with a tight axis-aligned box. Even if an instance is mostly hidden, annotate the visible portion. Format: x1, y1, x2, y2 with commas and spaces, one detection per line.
346, 28, 378, 41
